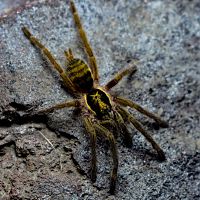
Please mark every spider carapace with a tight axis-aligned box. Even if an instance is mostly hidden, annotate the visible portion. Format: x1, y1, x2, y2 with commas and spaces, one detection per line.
86, 88, 112, 118
22, 0, 168, 194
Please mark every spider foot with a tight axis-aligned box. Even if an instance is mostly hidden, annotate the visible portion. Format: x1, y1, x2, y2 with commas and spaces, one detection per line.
156, 119, 169, 128
109, 170, 117, 194
90, 167, 97, 183
109, 178, 116, 195
123, 135, 133, 148
157, 148, 166, 161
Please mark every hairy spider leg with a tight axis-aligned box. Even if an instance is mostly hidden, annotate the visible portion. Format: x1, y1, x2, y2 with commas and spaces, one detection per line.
93, 123, 118, 194
114, 96, 168, 127
36, 99, 80, 114
105, 62, 137, 90
83, 117, 97, 182
22, 27, 76, 94
116, 106, 166, 161
99, 119, 116, 128
114, 111, 133, 148
99, 119, 118, 137
70, 0, 99, 83
64, 48, 74, 61
97, 113, 132, 148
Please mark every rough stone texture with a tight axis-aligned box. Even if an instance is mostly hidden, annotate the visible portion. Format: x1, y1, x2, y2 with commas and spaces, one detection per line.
0, 0, 200, 199
0, 0, 30, 16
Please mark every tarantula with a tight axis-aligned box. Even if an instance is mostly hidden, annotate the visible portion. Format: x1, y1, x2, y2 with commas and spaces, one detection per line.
22, 0, 168, 194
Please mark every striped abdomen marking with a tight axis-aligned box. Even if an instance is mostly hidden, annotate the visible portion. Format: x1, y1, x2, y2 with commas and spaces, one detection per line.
66, 59, 93, 92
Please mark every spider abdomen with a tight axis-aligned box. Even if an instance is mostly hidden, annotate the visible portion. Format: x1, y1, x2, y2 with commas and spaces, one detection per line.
66, 58, 93, 92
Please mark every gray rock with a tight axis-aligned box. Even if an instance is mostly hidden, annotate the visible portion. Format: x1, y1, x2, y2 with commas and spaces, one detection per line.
0, 0, 199, 199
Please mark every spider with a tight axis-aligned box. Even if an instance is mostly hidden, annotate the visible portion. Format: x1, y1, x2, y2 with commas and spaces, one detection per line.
22, 0, 168, 194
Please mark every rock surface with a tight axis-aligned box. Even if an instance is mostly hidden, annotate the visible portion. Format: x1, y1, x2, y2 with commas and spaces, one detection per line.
0, 0, 200, 199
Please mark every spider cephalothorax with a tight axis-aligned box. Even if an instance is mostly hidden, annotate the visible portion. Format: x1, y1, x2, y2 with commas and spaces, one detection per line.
22, 0, 168, 194
86, 88, 112, 119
